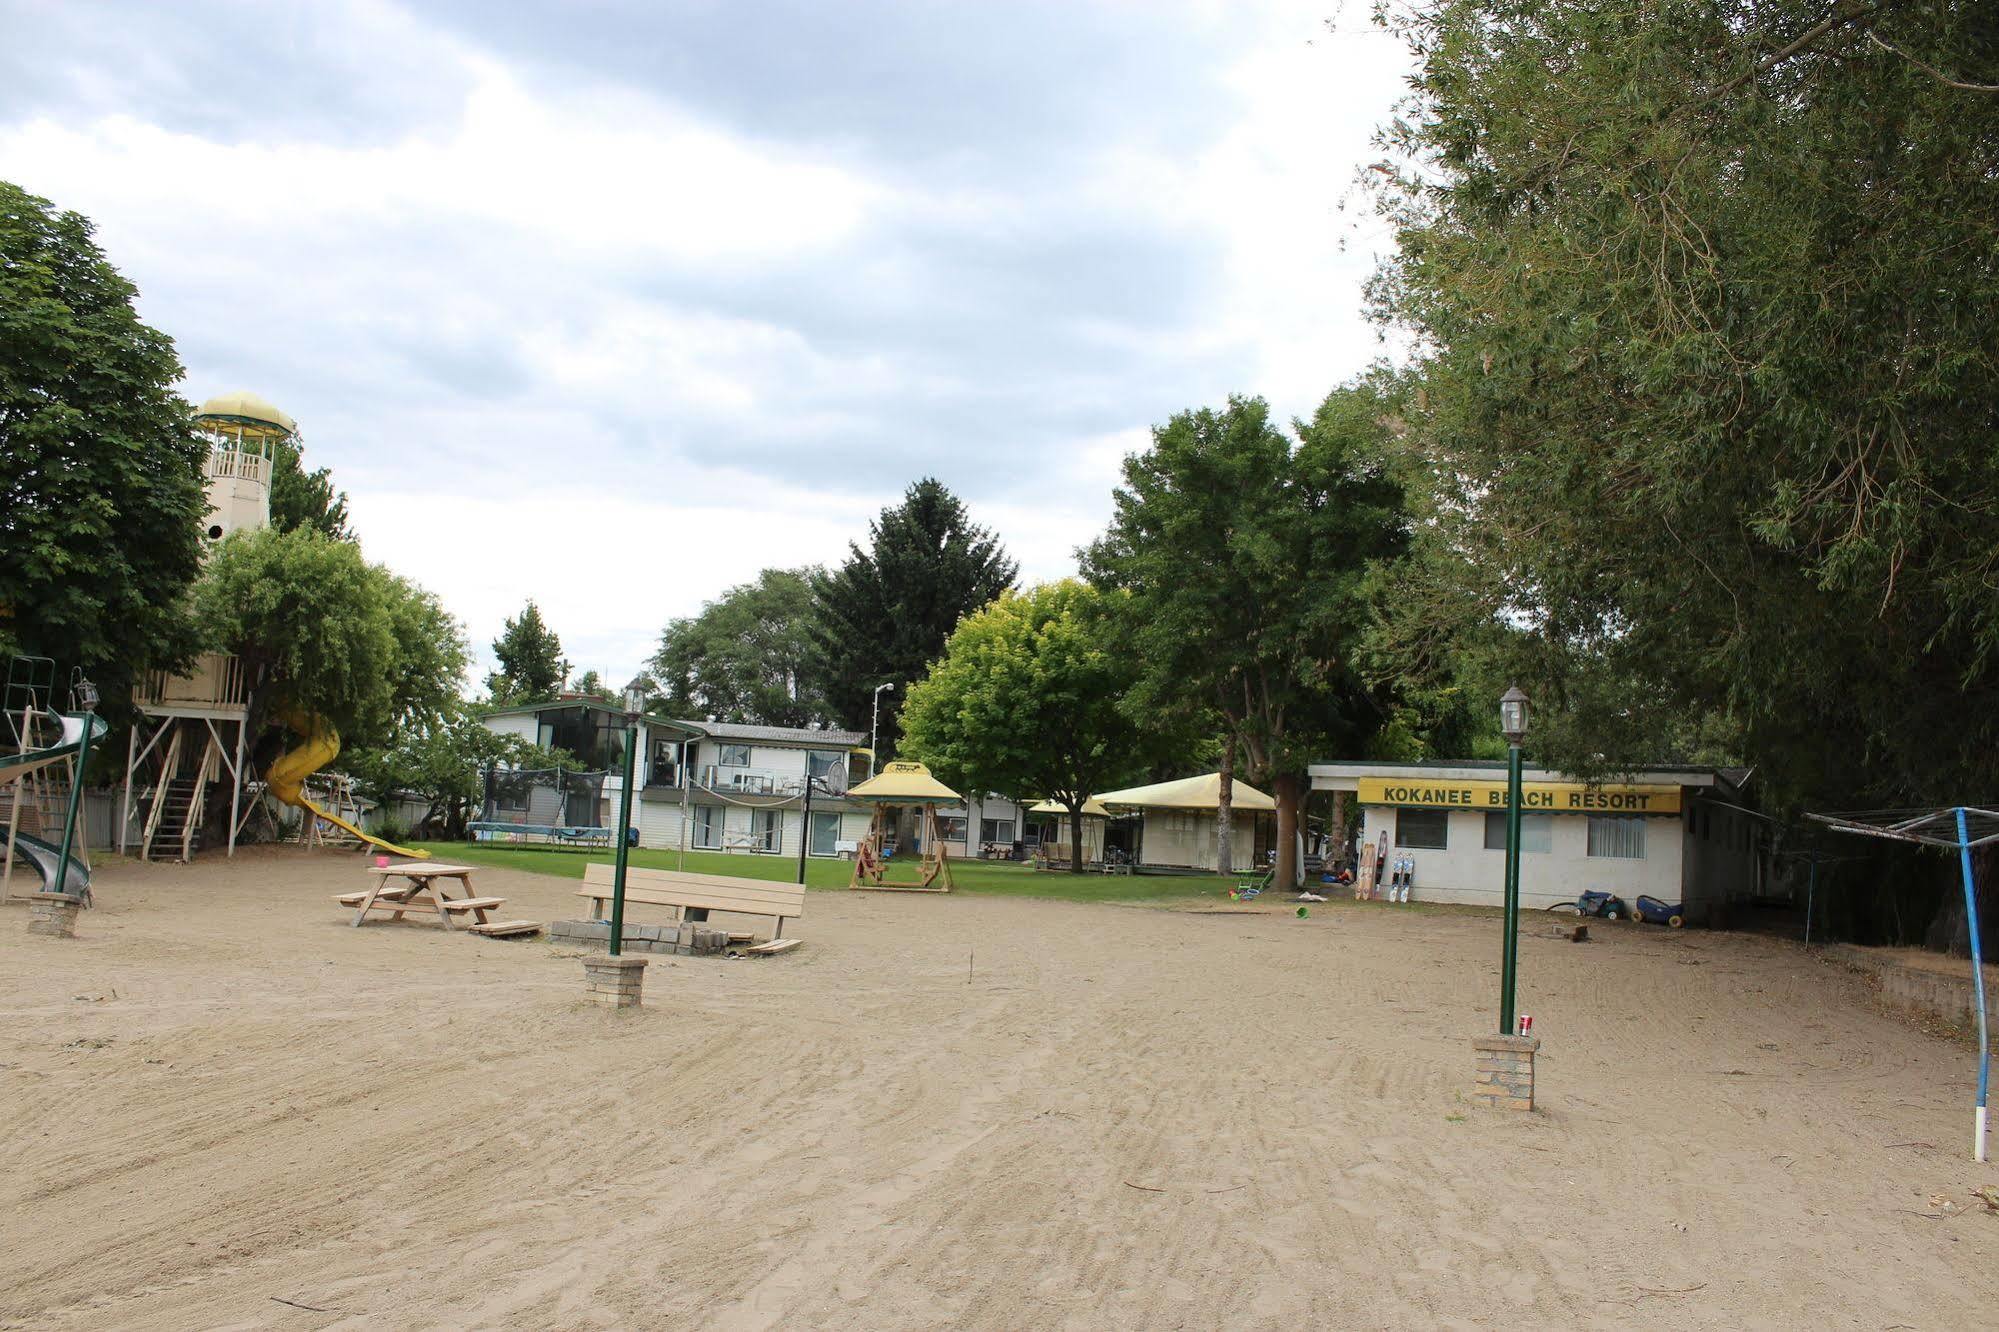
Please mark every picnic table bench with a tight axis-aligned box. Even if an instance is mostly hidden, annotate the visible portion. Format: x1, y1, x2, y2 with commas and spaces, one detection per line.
579, 863, 804, 951
334, 862, 540, 936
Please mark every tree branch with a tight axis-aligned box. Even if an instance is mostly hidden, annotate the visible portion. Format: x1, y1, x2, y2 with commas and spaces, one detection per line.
1867, 31, 1999, 93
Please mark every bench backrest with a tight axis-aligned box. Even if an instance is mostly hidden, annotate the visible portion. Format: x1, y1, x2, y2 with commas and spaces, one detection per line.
579, 862, 806, 919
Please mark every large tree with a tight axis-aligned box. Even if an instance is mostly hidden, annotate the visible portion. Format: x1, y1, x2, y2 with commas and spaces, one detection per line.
1085, 390, 1412, 887
347, 704, 572, 840
269, 435, 352, 540
809, 478, 1018, 753
900, 581, 1158, 872
1367, 0, 1999, 817
485, 599, 567, 705
0, 179, 208, 693
654, 567, 828, 726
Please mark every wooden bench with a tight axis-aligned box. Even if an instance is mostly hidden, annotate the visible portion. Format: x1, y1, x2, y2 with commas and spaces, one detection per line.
578, 863, 805, 943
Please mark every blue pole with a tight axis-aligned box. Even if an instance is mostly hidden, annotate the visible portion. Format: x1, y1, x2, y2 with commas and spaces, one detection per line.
1956, 806, 1988, 1162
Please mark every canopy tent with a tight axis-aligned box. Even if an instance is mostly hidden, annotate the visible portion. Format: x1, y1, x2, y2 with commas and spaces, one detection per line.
1029, 796, 1114, 818
848, 761, 960, 891
1095, 772, 1275, 812
1806, 805, 1997, 1162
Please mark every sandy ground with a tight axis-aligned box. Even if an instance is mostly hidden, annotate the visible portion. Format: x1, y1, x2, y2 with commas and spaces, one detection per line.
2, 848, 1995, 1330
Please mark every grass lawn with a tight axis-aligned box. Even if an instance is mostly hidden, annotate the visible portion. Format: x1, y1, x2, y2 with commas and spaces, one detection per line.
406, 841, 1244, 906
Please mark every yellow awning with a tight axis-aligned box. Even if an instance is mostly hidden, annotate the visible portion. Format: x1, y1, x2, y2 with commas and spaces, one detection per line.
1094, 772, 1275, 812
848, 760, 962, 804
1028, 797, 1112, 817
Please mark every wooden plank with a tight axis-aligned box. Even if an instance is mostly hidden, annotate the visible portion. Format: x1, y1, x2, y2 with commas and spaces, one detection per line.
467, 919, 542, 937
744, 938, 803, 955
370, 863, 475, 876
438, 896, 506, 911
582, 862, 808, 901
578, 864, 806, 913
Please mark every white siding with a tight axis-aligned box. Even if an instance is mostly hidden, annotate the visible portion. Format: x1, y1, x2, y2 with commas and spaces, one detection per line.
486, 714, 538, 743
1139, 810, 1260, 872
1355, 806, 1683, 909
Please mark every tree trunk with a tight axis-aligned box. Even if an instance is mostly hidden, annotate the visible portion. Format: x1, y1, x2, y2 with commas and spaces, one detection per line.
1067, 799, 1086, 874
1216, 730, 1236, 874
1329, 791, 1349, 871
1273, 772, 1304, 889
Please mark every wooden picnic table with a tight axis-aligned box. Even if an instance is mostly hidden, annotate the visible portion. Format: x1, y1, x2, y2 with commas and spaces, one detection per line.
335, 862, 503, 930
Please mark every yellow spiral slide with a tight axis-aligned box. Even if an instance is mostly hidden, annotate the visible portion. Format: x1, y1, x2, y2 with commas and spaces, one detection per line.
264, 707, 428, 859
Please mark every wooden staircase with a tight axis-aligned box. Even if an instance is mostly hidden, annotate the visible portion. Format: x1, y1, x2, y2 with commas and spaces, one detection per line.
138, 724, 222, 863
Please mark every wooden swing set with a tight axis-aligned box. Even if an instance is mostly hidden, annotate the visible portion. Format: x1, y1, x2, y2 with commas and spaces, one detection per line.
847, 761, 960, 892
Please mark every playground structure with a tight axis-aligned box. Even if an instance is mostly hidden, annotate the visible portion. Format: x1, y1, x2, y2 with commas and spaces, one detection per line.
122, 392, 422, 862
847, 760, 960, 891
2, 658, 105, 904
468, 765, 613, 849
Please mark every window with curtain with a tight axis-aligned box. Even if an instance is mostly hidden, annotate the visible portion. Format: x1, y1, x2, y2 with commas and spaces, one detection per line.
1587, 815, 1646, 859
1395, 809, 1450, 849
1483, 812, 1552, 853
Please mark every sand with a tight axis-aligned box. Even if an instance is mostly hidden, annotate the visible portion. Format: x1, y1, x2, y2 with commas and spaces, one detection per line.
2, 847, 1995, 1329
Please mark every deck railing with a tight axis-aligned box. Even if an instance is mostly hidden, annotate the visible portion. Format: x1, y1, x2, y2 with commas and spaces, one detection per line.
132, 653, 250, 711
204, 448, 272, 486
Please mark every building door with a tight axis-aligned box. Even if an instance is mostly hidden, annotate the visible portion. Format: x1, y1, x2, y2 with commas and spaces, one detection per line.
810, 811, 840, 856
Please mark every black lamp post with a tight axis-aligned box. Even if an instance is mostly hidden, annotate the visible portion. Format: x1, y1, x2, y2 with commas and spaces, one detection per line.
607, 678, 646, 957
1498, 685, 1530, 1035
796, 774, 830, 885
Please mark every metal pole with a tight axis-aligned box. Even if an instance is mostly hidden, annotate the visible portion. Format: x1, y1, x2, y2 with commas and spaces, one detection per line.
797, 777, 813, 885
1805, 850, 1818, 945
869, 690, 881, 779
119, 723, 137, 855
227, 719, 246, 857
1499, 742, 1523, 1035
609, 722, 637, 957
52, 718, 95, 898
1955, 806, 1989, 1162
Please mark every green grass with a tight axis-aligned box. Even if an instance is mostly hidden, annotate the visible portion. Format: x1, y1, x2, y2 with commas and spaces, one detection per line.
407, 841, 1244, 906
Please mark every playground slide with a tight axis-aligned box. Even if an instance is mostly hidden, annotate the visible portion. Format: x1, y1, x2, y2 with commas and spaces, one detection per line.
265, 707, 428, 860
7, 829, 90, 897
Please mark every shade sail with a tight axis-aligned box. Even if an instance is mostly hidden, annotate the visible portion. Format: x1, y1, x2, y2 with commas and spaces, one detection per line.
848, 760, 962, 804
1094, 772, 1275, 812
1028, 797, 1113, 817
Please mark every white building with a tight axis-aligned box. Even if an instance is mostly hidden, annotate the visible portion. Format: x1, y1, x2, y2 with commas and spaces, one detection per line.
478, 701, 1029, 860
1309, 760, 1763, 922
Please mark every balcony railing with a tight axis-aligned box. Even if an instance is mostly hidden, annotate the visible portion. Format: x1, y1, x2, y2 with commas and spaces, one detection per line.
133, 653, 250, 712
205, 448, 272, 485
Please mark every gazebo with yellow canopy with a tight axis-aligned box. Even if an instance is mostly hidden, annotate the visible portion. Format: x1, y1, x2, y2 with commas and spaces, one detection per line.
847, 760, 961, 891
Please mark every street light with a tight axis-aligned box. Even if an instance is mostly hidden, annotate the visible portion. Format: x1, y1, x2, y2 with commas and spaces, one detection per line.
607, 677, 646, 958
1498, 685, 1530, 1035
869, 681, 896, 778
51, 677, 98, 900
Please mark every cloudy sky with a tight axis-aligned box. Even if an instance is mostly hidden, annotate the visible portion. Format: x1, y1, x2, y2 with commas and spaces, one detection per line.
2, 0, 1411, 686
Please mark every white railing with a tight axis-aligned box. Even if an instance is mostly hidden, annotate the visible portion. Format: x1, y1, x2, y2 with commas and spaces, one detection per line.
205, 448, 272, 485
133, 653, 250, 711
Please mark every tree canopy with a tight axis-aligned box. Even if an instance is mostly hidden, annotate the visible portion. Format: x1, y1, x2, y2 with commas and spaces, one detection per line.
485, 600, 568, 705
900, 580, 1156, 872
809, 478, 1018, 752
269, 436, 352, 541
1368, 0, 1999, 812
347, 702, 571, 839
654, 566, 828, 726
0, 179, 208, 693
193, 526, 467, 751
1085, 389, 1412, 884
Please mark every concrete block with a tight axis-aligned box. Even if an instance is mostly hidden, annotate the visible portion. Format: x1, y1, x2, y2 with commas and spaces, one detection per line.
26, 893, 82, 939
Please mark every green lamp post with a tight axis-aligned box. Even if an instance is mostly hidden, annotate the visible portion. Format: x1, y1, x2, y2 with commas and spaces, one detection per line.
606, 677, 646, 958
51, 676, 99, 899
1498, 685, 1530, 1035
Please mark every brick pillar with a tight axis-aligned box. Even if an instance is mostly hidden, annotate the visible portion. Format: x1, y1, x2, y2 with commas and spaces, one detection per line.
580, 954, 649, 1008
26, 892, 83, 939
1471, 1034, 1539, 1110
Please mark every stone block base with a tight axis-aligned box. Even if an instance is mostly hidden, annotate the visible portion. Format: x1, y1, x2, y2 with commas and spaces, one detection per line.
1471, 1034, 1540, 1110
551, 918, 728, 956
581, 954, 649, 1007
27, 893, 82, 939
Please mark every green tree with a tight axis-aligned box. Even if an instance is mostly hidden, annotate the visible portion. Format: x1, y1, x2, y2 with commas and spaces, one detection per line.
653, 567, 827, 726
0, 180, 208, 692
268, 437, 352, 540
571, 669, 607, 699
1367, 0, 1999, 817
485, 600, 567, 705
193, 526, 468, 751
809, 479, 1018, 753
900, 581, 1155, 872
348, 703, 571, 839
1085, 390, 1411, 886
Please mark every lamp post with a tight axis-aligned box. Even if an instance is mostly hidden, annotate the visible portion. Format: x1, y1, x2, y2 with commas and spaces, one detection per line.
1498, 685, 1530, 1035
869, 682, 895, 778
51, 677, 98, 900
607, 678, 646, 959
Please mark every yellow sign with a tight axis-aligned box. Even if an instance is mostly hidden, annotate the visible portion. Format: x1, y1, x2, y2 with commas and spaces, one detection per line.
1356, 777, 1680, 815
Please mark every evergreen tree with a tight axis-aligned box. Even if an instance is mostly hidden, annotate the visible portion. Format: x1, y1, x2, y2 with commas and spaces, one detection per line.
485, 600, 568, 705
0, 180, 208, 692
808, 479, 1018, 753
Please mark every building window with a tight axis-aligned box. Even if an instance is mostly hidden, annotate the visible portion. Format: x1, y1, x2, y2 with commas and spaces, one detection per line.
810, 811, 841, 856
1395, 809, 1450, 850
1483, 812, 1552, 853
980, 818, 1015, 845
937, 815, 968, 842
692, 805, 719, 849
718, 743, 751, 768
1587, 815, 1646, 859
751, 808, 780, 852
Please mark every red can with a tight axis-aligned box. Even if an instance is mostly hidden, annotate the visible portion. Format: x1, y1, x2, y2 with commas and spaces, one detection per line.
1517, 1014, 1533, 1037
